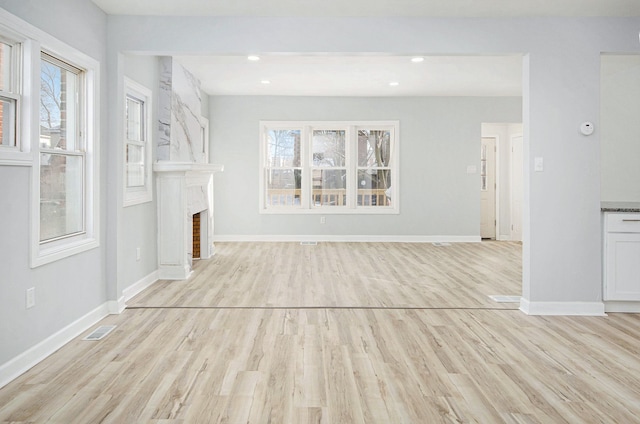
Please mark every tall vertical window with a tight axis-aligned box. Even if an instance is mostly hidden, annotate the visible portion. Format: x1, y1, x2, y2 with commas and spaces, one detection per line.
39, 53, 84, 242
265, 128, 302, 207
0, 36, 19, 150
311, 129, 347, 207
260, 121, 399, 214
357, 128, 392, 207
123, 78, 152, 206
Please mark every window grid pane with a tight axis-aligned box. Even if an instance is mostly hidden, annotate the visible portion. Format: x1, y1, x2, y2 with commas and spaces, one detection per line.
357, 169, 392, 207
312, 169, 347, 207
126, 96, 144, 142
268, 129, 301, 167
265, 168, 302, 207
40, 57, 81, 152
357, 129, 391, 168
312, 129, 345, 167
126, 144, 145, 187
0, 96, 16, 147
0, 41, 13, 92
40, 153, 84, 241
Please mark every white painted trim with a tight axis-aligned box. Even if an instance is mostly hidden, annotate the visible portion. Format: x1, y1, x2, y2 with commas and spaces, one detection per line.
213, 235, 481, 243
259, 120, 400, 215
0, 302, 110, 389
107, 297, 126, 315
122, 270, 160, 302
519, 298, 606, 316
604, 301, 640, 313
25, 19, 102, 268
0, 156, 33, 166
123, 77, 153, 207
510, 132, 524, 242
158, 265, 193, 280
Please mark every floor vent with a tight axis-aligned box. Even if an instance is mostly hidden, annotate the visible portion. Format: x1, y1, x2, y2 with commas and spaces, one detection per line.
432, 242, 451, 247
488, 295, 521, 303
300, 241, 318, 246
83, 325, 116, 341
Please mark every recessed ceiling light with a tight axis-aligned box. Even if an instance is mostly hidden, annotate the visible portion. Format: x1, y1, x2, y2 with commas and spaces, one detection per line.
261, 80, 271, 84
411, 57, 425, 63
248, 55, 260, 61
389, 81, 399, 86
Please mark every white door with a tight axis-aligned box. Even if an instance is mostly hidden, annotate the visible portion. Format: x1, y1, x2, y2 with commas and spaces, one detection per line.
480, 137, 496, 239
511, 135, 523, 242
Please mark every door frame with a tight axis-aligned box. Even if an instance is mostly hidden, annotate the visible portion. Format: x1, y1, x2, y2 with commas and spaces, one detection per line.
510, 132, 524, 241
481, 135, 499, 239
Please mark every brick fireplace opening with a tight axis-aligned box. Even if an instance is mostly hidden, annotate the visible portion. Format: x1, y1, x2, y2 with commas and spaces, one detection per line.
192, 212, 201, 260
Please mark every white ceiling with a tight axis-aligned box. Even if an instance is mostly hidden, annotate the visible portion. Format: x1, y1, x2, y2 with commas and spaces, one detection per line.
174, 54, 523, 97
103, 0, 619, 97
92, 0, 640, 17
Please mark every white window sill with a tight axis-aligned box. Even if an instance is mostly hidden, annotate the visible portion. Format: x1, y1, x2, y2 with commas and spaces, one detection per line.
31, 236, 99, 268
0, 151, 33, 167
123, 191, 153, 208
259, 207, 400, 215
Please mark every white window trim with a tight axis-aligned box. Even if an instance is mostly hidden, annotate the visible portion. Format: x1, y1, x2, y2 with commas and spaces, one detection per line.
0, 20, 31, 166
18, 23, 101, 267
123, 77, 153, 207
259, 120, 399, 215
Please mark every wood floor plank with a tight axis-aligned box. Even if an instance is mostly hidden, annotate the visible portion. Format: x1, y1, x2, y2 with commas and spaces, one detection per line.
3, 242, 640, 423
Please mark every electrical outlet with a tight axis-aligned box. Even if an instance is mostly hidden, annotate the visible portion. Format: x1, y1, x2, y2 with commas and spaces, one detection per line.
136, 247, 141, 261
320, 216, 326, 224
26, 287, 35, 309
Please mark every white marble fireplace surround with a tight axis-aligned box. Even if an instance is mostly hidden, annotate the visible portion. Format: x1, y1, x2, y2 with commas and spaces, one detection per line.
155, 57, 222, 280
154, 162, 223, 280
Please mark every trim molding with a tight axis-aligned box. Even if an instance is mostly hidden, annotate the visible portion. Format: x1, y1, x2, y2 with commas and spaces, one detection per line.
604, 301, 640, 313
0, 303, 110, 389
213, 235, 481, 243
520, 299, 606, 316
122, 270, 160, 303
107, 297, 126, 314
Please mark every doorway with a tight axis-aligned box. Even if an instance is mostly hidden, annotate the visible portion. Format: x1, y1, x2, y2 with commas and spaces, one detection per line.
480, 137, 497, 239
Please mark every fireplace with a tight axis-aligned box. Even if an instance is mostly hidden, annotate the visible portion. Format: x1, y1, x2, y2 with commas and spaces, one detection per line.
154, 161, 223, 280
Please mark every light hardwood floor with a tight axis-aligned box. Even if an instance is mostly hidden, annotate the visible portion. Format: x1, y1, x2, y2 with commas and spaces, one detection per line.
2, 242, 640, 423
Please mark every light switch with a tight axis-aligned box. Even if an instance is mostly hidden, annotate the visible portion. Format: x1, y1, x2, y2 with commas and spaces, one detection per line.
534, 157, 544, 172
466, 165, 477, 174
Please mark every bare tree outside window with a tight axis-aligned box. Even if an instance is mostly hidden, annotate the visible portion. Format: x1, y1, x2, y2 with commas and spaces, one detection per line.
39, 54, 84, 242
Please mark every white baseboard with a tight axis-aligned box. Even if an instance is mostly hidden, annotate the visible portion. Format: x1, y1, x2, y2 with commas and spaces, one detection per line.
520, 298, 606, 316
604, 301, 640, 313
213, 235, 481, 243
107, 297, 126, 314
122, 270, 160, 303
0, 302, 110, 389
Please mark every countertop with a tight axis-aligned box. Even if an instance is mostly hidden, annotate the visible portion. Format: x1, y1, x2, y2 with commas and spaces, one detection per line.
601, 201, 640, 213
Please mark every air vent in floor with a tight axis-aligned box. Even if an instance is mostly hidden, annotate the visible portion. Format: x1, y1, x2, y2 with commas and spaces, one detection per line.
300, 241, 318, 246
83, 325, 116, 341
432, 242, 451, 247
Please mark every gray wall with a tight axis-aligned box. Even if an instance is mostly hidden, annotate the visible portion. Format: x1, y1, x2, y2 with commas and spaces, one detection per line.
105, 15, 640, 308
210, 95, 522, 238
601, 54, 640, 202
120, 55, 160, 290
0, 0, 108, 364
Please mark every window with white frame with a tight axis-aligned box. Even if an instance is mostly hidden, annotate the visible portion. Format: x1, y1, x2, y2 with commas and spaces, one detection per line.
39, 53, 85, 242
1, 9, 100, 266
260, 121, 399, 214
33, 47, 99, 266
123, 78, 152, 206
0, 34, 20, 152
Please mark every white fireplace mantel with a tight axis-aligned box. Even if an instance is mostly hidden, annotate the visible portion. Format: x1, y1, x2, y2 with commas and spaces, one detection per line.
154, 161, 224, 280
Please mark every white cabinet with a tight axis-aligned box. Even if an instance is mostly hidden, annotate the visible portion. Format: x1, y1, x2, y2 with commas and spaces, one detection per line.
604, 213, 640, 301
